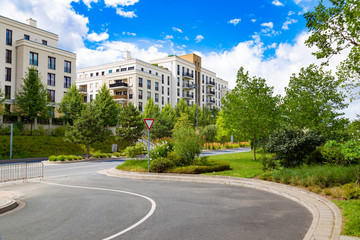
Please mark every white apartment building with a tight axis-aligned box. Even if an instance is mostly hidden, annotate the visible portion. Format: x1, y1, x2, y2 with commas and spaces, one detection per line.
0, 15, 76, 117
76, 52, 228, 111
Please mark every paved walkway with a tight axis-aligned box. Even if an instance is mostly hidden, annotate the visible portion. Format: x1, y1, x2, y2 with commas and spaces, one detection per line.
103, 169, 343, 240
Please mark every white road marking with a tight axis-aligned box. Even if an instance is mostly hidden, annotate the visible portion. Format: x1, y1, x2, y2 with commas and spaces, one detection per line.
41, 181, 156, 239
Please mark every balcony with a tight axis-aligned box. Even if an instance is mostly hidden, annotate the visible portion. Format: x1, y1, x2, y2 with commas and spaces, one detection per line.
206, 80, 215, 86
79, 87, 87, 93
206, 99, 215, 104
182, 93, 194, 99
206, 89, 215, 95
182, 72, 193, 79
183, 83, 194, 89
113, 94, 128, 100
109, 82, 128, 89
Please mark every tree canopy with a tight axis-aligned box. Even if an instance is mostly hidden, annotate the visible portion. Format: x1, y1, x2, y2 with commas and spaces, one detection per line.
93, 84, 118, 127
116, 102, 143, 145
59, 84, 84, 124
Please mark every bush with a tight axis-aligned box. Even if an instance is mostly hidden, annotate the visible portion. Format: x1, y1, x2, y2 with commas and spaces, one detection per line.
173, 125, 201, 166
341, 140, 360, 164
150, 157, 174, 173
320, 140, 345, 165
266, 128, 324, 167
168, 160, 230, 174
113, 152, 121, 157
48, 155, 57, 161
51, 126, 66, 137
124, 142, 146, 158
150, 141, 173, 159
260, 153, 278, 171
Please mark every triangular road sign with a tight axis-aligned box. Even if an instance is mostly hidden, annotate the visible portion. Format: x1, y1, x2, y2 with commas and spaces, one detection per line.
144, 119, 155, 130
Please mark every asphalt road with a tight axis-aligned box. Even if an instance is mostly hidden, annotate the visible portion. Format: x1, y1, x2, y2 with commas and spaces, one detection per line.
0, 149, 312, 240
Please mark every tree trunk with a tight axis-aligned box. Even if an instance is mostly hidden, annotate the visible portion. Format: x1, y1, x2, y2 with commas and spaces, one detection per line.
253, 137, 256, 161
86, 144, 90, 159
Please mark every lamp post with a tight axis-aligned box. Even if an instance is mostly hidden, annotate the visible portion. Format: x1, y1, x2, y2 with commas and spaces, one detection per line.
116, 100, 123, 152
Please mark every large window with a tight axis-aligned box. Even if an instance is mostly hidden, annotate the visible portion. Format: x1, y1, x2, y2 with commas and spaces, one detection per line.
138, 78, 143, 87
162, 74, 164, 84
155, 82, 159, 91
64, 61, 71, 73
47, 73, 55, 86
29, 52, 38, 66
5, 86, 11, 99
5, 50, 12, 64
167, 76, 170, 85
162, 86, 164, 94
177, 77, 180, 87
147, 80, 151, 90
48, 57, 56, 70
47, 90, 55, 102
147, 92, 151, 100
6, 29, 12, 46
177, 65, 180, 75
139, 90, 143, 99
155, 93, 159, 103
5, 68, 11, 82
64, 76, 71, 88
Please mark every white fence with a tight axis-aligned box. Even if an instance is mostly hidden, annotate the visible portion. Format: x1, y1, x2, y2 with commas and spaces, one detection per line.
0, 162, 44, 183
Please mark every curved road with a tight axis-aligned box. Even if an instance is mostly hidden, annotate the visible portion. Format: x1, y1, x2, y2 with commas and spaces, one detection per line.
0, 151, 312, 240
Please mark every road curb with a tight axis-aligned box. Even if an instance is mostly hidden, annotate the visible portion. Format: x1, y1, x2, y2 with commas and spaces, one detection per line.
0, 199, 18, 215
103, 169, 342, 240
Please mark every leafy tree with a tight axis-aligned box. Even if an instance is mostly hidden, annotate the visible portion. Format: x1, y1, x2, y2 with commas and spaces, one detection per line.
304, 0, 360, 97
58, 84, 84, 124
216, 110, 231, 143
346, 118, 360, 140
143, 98, 160, 119
15, 66, 50, 134
116, 102, 143, 145
93, 84, 117, 127
202, 124, 218, 142
65, 103, 107, 159
283, 64, 348, 136
174, 98, 190, 119
222, 67, 281, 161
150, 103, 175, 139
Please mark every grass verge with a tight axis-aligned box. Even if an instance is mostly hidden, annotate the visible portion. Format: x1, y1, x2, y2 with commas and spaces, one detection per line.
333, 200, 360, 237
116, 160, 148, 172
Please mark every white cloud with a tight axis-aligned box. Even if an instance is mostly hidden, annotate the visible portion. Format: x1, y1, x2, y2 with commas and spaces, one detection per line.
228, 18, 241, 26
282, 18, 298, 30
272, 0, 284, 6
172, 27, 183, 33
288, 10, 295, 15
165, 35, 173, 40
87, 31, 109, 42
184, 36, 189, 41
261, 22, 274, 28
251, 19, 257, 23
116, 8, 137, 18
104, 0, 139, 7
122, 31, 136, 36
195, 35, 204, 43
82, 0, 98, 8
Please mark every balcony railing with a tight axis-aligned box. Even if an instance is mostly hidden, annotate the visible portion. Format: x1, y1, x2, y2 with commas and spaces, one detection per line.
183, 72, 193, 79
206, 99, 215, 104
183, 83, 194, 89
109, 82, 128, 88
206, 80, 215, 86
182, 93, 194, 98
113, 95, 128, 100
79, 87, 87, 92
206, 90, 215, 95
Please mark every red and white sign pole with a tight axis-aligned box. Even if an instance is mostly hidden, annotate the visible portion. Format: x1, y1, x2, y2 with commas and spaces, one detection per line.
144, 119, 155, 172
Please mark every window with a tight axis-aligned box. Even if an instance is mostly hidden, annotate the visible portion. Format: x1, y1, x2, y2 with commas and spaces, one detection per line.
139, 90, 143, 99
64, 61, 71, 73
147, 80, 151, 89
109, 70, 113, 73
48, 57, 56, 70
90, 95, 93, 102
168, 87, 170, 96
162, 74, 164, 84
147, 92, 151, 100
90, 73, 93, 77
139, 78, 143, 87
167, 76, 170, 85
182, 67, 185, 76
177, 89, 180, 96
5, 68, 11, 82
29, 52, 38, 66
162, 86, 164, 94
47, 90, 55, 102
42, 40, 47, 45
116, 69, 120, 72
168, 98, 170, 104
101, 71, 105, 76
141, 68, 144, 71
96, 72, 99, 76
138, 102, 143, 111
155, 72, 158, 76
47, 73, 55, 86
128, 66, 134, 70
162, 97, 164, 105
121, 68, 126, 72
64, 76, 71, 88
177, 65, 180, 75
155, 82, 159, 91
202, 75, 204, 84
5, 50, 12, 64
6, 29, 12, 46
5, 86, 11, 99
149, 70, 152, 74
24, 34, 30, 40
155, 93, 159, 103
177, 77, 180, 87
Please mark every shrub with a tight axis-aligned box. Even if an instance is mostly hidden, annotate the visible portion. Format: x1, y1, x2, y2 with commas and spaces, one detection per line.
77, 156, 84, 160
173, 125, 201, 166
168, 160, 230, 174
92, 154, 100, 158
166, 151, 185, 167
342, 183, 360, 200
113, 152, 121, 157
266, 128, 324, 167
150, 141, 173, 159
320, 140, 345, 165
48, 155, 57, 161
341, 140, 360, 164
58, 155, 66, 161
260, 153, 278, 171
51, 126, 66, 137
124, 142, 146, 158
150, 157, 174, 173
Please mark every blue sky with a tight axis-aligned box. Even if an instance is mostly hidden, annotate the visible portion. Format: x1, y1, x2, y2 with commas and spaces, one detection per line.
0, 0, 358, 119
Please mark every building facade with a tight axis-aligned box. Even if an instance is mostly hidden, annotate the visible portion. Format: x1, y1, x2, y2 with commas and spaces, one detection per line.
76, 52, 229, 111
0, 15, 76, 116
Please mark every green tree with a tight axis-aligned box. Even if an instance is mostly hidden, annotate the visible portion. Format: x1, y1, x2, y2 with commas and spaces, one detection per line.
304, 0, 360, 97
175, 98, 190, 118
65, 103, 107, 159
216, 110, 230, 143
151, 103, 175, 139
58, 84, 84, 124
283, 64, 348, 136
116, 102, 143, 145
15, 66, 50, 134
93, 84, 117, 127
222, 67, 281, 161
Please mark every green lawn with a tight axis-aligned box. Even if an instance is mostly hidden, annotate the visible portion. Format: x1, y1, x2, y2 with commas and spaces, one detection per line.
203, 152, 262, 178
333, 200, 360, 237
117, 160, 148, 172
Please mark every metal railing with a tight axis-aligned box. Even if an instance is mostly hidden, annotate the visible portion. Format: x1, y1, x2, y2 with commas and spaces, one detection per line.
0, 162, 44, 183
